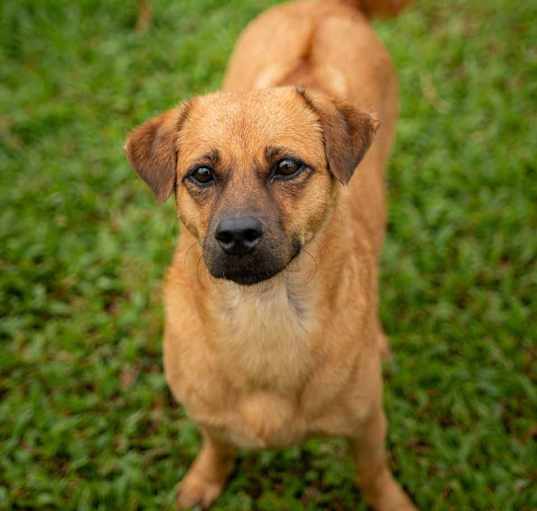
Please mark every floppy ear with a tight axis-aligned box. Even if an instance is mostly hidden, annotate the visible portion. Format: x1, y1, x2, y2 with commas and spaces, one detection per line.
124, 102, 190, 202
298, 88, 380, 185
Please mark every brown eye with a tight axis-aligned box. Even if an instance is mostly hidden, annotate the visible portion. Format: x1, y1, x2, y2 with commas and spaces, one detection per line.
188, 166, 215, 186
273, 158, 305, 180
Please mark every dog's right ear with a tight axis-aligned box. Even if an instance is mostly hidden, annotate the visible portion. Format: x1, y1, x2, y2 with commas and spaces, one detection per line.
124, 102, 191, 203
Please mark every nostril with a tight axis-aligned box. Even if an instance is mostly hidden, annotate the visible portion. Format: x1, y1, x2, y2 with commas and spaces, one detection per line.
215, 230, 234, 246
243, 228, 262, 243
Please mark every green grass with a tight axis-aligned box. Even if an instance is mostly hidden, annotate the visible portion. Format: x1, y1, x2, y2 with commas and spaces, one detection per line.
1, 0, 536, 509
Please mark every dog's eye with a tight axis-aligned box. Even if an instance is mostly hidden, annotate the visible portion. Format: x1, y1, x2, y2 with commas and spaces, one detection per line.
188, 166, 215, 186
273, 158, 305, 180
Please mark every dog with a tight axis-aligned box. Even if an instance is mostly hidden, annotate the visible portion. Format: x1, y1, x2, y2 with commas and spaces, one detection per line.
124, 0, 415, 509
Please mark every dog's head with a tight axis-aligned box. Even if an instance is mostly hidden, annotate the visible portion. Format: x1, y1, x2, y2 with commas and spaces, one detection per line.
125, 87, 378, 285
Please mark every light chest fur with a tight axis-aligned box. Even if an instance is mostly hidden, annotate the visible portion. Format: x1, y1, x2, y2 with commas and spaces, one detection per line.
209, 276, 319, 393
178, 272, 372, 448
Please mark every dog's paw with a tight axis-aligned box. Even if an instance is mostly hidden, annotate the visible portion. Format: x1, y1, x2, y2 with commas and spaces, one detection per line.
176, 473, 224, 510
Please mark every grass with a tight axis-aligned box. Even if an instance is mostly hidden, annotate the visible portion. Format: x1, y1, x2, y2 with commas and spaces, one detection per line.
0, 0, 536, 509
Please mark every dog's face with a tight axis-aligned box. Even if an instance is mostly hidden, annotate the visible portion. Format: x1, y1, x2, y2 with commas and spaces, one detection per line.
125, 88, 378, 285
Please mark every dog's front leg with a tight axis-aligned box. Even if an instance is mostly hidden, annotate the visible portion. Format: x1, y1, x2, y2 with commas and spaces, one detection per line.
350, 409, 417, 511
176, 428, 236, 510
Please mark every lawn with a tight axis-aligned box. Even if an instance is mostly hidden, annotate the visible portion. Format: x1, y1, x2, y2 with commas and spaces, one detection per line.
1, 0, 536, 509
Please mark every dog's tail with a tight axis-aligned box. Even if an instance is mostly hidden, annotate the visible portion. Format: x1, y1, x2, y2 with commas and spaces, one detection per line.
341, 0, 413, 18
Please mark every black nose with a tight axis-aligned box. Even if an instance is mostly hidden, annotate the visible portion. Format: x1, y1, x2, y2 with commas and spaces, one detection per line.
215, 216, 263, 255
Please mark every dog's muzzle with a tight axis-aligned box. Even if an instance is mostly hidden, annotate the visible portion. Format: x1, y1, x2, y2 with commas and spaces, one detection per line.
204, 214, 293, 286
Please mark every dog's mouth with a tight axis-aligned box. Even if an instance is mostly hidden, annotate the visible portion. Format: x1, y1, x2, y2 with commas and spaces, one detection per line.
205, 240, 302, 286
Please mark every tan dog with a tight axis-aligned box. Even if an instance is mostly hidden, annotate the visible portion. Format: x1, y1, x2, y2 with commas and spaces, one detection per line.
125, 0, 416, 509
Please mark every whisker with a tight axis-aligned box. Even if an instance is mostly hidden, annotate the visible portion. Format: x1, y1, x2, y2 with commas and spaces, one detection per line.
176, 242, 198, 263
195, 253, 207, 287
284, 247, 319, 281
302, 247, 319, 280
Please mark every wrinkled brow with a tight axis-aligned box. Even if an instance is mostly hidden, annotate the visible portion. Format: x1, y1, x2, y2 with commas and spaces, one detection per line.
264, 145, 313, 169
265, 145, 299, 163
189, 148, 220, 168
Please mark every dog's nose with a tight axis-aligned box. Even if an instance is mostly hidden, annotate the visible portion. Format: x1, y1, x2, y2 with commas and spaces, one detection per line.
215, 216, 263, 255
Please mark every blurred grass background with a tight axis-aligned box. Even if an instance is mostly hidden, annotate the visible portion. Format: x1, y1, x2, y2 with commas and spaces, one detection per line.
1, 0, 536, 509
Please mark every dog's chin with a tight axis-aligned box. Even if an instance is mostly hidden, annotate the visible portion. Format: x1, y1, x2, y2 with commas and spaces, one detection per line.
205, 244, 302, 287
207, 259, 286, 286
215, 267, 282, 286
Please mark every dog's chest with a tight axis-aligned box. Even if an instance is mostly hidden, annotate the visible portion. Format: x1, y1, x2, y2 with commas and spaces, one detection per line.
173, 280, 367, 448
215, 282, 317, 390
223, 391, 302, 448
198, 284, 317, 446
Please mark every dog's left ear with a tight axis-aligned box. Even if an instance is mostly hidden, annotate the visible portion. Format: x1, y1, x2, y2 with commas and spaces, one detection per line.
124, 101, 191, 202
297, 88, 380, 185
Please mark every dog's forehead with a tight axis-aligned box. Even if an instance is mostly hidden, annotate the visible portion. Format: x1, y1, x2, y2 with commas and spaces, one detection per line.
179, 89, 323, 163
